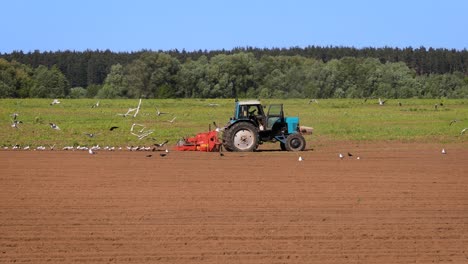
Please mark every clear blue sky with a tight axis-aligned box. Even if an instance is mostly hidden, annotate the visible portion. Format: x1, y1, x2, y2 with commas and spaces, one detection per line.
1, 0, 467, 53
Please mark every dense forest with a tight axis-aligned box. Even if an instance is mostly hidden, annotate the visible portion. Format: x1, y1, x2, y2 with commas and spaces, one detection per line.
1, 46, 467, 99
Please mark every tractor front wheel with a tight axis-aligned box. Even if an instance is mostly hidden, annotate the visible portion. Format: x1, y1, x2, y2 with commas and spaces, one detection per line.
223, 122, 259, 152
280, 142, 287, 151
285, 133, 306, 151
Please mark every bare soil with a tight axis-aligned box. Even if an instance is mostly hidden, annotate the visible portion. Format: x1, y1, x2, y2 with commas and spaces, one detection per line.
1, 141, 467, 263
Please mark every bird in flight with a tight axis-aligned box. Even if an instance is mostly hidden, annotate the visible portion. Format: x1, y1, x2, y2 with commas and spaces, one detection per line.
11, 120, 23, 128
156, 107, 169, 116
461, 128, 467, 135
109, 126, 119, 131
168, 116, 177, 123
49, 123, 60, 130
50, 99, 60, 105
449, 119, 458, 126
378, 98, 387, 106
154, 140, 169, 148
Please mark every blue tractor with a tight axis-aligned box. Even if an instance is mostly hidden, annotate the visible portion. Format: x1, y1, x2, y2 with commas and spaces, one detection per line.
221, 100, 312, 152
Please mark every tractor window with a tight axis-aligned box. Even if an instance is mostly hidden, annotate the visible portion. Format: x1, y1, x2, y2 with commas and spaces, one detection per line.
239, 105, 263, 119
267, 104, 283, 116
266, 104, 283, 130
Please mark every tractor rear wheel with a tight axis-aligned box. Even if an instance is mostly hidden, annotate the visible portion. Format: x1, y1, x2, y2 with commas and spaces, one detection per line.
285, 133, 306, 151
223, 122, 259, 152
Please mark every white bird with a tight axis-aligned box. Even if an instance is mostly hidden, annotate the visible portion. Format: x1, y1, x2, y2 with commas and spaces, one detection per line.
11, 120, 22, 128
339, 153, 344, 159
298, 156, 303, 161
156, 107, 169, 116
84, 133, 100, 138
88, 148, 96, 155
461, 128, 467, 135
154, 140, 169, 148
50, 99, 60, 105
168, 116, 177, 123
91, 145, 100, 150
49, 123, 60, 130
91, 101, 100, 108
356, 156, 361, 160
378, 98, 387, 106
441, 148, 446, 154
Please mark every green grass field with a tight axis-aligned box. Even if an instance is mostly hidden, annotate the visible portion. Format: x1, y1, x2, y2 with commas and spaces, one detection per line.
1, 98, 467, 148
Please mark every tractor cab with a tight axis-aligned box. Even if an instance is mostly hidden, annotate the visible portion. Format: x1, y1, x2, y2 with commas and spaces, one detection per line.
231, 100, 286, 132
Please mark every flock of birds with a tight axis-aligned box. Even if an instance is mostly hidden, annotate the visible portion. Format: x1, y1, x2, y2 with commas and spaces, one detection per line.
4, 98, 467, 160
6, 99, 175, 156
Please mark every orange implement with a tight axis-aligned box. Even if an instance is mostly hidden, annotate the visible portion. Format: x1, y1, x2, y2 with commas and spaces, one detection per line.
176, 130, 221, 152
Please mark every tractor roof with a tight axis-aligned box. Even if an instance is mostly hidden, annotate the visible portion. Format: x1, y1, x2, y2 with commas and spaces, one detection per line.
238, 100, 261, 105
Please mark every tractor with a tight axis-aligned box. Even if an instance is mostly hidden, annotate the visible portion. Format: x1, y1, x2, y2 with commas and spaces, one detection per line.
221, 100, 312, 152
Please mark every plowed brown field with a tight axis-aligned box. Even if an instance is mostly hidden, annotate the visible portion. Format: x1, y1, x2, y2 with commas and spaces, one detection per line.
1, 142, 467, 263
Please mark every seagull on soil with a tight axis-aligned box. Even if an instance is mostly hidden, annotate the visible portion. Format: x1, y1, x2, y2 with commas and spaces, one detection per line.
339, 153, 344, 159
441, 148, 447, 154
88, 148, 96, 155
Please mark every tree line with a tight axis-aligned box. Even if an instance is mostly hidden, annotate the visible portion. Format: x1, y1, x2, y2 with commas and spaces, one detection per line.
1, 46, 467, 99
